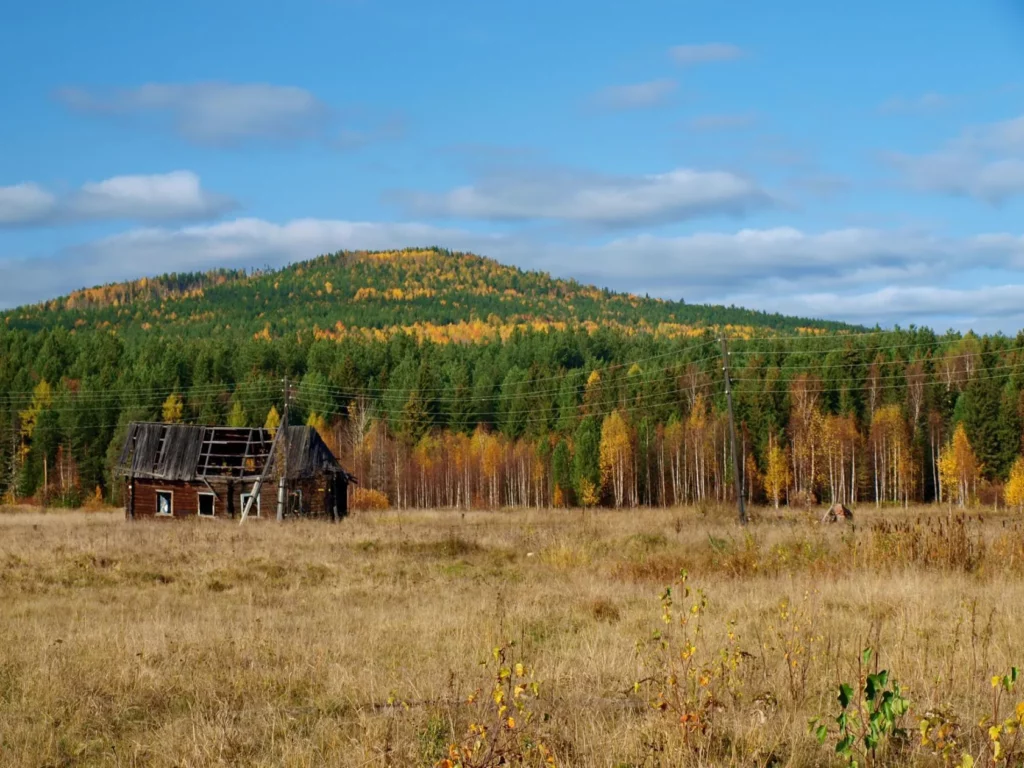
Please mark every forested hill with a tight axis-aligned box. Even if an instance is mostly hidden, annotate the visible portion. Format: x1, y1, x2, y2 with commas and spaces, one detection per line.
3, 247, 857, 340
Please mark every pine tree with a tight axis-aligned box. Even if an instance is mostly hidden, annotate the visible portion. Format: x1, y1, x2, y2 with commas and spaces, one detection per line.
961, 348, 1011, 479
551, 439, 572, 507
573, 416, 601, 506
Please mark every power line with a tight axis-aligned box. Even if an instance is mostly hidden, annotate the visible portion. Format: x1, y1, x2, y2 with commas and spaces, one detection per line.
22, 397, 282, 430
0, 380, 281, 406
0, 327, 999, 405
295, 356, 725, 404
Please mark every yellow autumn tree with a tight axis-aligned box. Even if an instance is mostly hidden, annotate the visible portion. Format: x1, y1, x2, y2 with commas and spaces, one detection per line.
264, 405, 281, 434
1004, 456, 1024, 511
472, 426, 503, 508
18, 380, 52, 445
937, 423, 980, 508
227, 399, 247, 428
161, 392, 183, 423
583, 370, 602, 414
599, 409, 633, 507
664, 418, 685, 504
14, 380, 53, 479
763, 438, 791, 509
412, 432, 439, 507
577, 477, 599, 508
552, 485, 566, 508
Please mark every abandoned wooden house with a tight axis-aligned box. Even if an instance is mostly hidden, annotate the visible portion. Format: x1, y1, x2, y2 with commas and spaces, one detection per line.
116, 422, 355, 521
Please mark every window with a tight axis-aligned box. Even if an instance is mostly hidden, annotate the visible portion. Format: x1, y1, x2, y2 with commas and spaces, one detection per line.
156, 490, 173, 516
198, 493, 215, 518
240, 492, 260, 517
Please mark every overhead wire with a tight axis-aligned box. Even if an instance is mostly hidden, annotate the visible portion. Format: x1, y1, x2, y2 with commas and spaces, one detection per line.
1, 326, 1020, 425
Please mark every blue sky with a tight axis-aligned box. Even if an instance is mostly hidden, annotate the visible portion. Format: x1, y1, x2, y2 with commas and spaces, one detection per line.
3, 0, 1024, 331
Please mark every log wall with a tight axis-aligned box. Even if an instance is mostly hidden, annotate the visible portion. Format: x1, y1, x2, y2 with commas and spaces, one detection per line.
130, 478, 277, 520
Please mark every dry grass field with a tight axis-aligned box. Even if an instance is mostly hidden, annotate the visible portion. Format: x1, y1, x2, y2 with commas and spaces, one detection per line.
2, 504, 1024, 767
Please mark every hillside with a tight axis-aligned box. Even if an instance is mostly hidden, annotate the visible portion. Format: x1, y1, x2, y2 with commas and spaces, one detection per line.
3, 247, 858, 340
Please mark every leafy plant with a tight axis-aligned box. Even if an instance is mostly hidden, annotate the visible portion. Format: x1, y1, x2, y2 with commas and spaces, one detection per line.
635, 571, 747, 746
810, 648, 910, 767
977, 667, 1024, 766
439, 641, 556, 768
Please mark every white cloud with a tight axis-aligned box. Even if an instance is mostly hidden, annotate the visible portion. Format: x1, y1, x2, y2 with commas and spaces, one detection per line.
0, 171, 230, 227
56, 82, 329, 146
590, 79, 676, 111
888, 113, 1024, 202
727, 284, 1024, 332
395, 168, 772, 226
70, 171, 232, 220
669, 43, 744, 65
890, 152, 1024, 203
559, 228, 964, 293
0, 183, 57, 225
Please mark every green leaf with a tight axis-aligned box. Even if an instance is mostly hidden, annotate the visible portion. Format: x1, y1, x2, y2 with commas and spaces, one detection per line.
865, 675, 879, 701
816, 724, 828, 744
861, 647, 873, 666
836, 735, 854, 755
865, 671, 888, 702
839, 683, 854, 709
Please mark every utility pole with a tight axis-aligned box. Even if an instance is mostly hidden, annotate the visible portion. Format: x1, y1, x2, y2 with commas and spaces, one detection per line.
239, 410, 283, 526
721, 336, 747, 525
277, 377, 290, 522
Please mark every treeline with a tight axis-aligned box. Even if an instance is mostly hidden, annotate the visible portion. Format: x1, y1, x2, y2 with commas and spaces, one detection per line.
3, 319, 1024, 510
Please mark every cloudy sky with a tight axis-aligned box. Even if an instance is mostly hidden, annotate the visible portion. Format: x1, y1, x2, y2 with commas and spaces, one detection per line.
3, 1, 1024, 331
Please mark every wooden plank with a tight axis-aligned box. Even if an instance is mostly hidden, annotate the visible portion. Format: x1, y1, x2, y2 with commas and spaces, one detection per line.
200, 427, 214, 477
239, 429, 253, 478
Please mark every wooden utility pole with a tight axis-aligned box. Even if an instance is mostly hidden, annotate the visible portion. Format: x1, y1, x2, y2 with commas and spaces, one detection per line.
720, 336, 747, 525
240, 378, 289, 526
277, 378, 290, 522
239, 422, 283, 525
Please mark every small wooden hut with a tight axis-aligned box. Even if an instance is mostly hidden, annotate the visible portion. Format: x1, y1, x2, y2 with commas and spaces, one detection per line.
116, 422, 355, 521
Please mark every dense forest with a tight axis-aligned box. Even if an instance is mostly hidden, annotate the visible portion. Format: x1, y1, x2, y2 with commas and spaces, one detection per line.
2, 247, 1022, 511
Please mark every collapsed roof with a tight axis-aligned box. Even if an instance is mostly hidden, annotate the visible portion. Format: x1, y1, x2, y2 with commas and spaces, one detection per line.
116, 422, 355, 483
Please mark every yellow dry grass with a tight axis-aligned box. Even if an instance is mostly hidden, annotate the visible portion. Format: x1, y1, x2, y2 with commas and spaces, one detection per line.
1, 504, 1024, 767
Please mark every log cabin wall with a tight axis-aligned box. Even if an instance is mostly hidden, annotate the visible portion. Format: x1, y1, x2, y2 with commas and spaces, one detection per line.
131, 478, 277, 520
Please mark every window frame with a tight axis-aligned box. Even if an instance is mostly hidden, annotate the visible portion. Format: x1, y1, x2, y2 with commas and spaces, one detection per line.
155, 490, 174, 517
240, 491, 261, 518
197, 492, 216, 518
